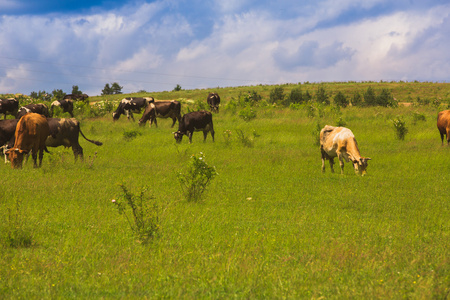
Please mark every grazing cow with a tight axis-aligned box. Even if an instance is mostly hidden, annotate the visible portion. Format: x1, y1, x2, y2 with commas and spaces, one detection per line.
207, 92, 221, 113
437, 110, 450, 145
0, 98, 19, 119
173, 110, 214, 143
64, 93, 89, 101
16, 103, 50, 119
112, 97, 152, 121
6, 113, 50, 169
320, 125, 371, 175
50, 99, 74, 117
139, 100, 181, 127
0, 119, 19, 163
46, 118, 103, 161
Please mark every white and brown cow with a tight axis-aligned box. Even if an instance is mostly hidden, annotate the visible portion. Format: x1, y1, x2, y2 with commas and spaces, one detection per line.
6, 113, 50, 168
320, 125, 371, 175
0, 119, 19, 163
207, 92, 221, 113
0, 98, 19, 119
16, 103, 50, 119
138, 100, 181, 128
50, 99, 74, 117
173, 110, 214, 143
112, 97, 152, 121
46, 118, 103, 161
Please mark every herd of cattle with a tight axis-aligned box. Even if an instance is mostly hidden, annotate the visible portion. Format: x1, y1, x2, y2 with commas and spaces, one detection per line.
3, 90, 450, 174
0, 92, 220, 168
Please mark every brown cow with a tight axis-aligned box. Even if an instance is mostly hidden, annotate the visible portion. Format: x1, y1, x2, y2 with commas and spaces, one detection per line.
6, 113, 50, 168
16, 103, 50, 119
437, 110, 450, 145
0, 98, 19, 119
173, 110, 214, 143
207, 92, 221, 113
46, 118, 103, 161
138, 100, 181, 127
320, 125, 371, 175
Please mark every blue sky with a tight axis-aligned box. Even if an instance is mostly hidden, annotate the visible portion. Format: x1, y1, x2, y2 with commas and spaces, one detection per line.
1, 0, 449, 96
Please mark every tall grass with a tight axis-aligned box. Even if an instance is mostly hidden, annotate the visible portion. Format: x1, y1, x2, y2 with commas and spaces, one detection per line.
0, 90, 449, 298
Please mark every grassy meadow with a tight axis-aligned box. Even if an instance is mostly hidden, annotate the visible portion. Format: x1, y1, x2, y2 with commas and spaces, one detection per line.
0, 82, 449, 298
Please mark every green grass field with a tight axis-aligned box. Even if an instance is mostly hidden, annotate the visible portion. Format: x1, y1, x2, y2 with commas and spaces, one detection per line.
1, 83, 449, 298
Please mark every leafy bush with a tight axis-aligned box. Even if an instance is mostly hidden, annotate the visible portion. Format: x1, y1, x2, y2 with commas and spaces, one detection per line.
315, 86, 330, 105
239, 90, 262, 106
351, 92, 363, 107
412, 112, 426, 125
112, 184, 160, 243
334, 91, 349, 108
123, 130, 142, 141
235, 129, 257, 148
364, 86, 377, 106
177, 153, 218, 202
285, 87, 303, 106
377, 88, 397, 107
238, 106, 257, 122
392, 116, 408, 140
269, 86, 285, 104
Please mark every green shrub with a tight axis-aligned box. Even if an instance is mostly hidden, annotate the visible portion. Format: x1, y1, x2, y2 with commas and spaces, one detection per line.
412, 112, 426, 125
123, 130, 142, 141
269, 86, 285, 104
177, 153, 218, 202
334, 91, 349, 108
377, 88, 397, 107
3, 198, 33, 248
392, 116, 408, 140
351, 92, 363, 107
364, 86, 377, 106
112, 184, 160, 243
315, 86, 330, 105
238, 106, 257, 121
285, 87, 303, 106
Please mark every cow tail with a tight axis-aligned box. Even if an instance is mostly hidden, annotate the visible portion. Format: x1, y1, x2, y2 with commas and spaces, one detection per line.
78, 126, 103, 146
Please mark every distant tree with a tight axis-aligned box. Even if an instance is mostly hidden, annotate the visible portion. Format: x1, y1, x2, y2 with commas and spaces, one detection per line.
351, 92, 363, 107
334, 91, 349, 108
285, 87, 303, 106
315, 86, 330, 105
376, 88, 396, 107
52, 89, 66, 101
37, 90, 52, 101
363, 86, 377, 106
30, 91, 38, 99
269, 86, 285, 104
111, 82, 123, 94
304, 90, 312, 102
102, 83, 113, 95
173, 84, 182, 92
71, 85, 83, 96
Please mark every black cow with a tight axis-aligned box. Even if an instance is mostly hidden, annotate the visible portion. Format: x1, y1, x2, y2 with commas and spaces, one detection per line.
0, 119, 19, 162
50, 99, 74, 117
112, 97, 152, 121
64, 94, 89, 101
16, 103, 50, 119
207, 92, 221, 113
0, 98, 19, 119
173, 110, 215, 143
46, 118, 102, 161
139, 100, 181, 128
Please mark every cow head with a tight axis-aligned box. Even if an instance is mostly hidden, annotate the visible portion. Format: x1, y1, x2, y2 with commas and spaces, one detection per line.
173, 131, 183, 143
352, 157, 371, 175
5, 148, 28, 169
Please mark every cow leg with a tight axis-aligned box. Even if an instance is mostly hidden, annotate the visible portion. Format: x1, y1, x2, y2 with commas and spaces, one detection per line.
188, 132, 193, 144
337, 154, 345, 174
171, 117, 176, 128
210, 124, 215, 142
153, 118, 158, 128
329, 158, 335, 173
72, 146, 83, 161
447, 128, 450, 145
130, 112, 135, 122
320, 150, 327, 172
38, 148, 44, 167
203, 131, 208, 142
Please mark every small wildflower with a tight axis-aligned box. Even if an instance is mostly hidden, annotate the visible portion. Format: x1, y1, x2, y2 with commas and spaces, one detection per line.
111, 199, 116, 203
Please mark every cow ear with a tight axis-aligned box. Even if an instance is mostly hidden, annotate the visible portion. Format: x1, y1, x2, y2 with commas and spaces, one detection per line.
364, 157, 371, 161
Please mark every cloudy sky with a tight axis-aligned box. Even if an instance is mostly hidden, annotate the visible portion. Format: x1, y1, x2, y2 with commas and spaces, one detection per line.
1, 0, 449, 96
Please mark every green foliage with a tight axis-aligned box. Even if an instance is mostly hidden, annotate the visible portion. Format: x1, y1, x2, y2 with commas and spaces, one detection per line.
173, 84, 182, 92
315, 85, 330, 105
335, 116, 347, 127
238, 90, 262, 106
392, 116, 408, 140
285, 86, 303, 106
52, 89, 66, 101
377, 88, 397, 107
123, 130, 142, 141
235, 129, 257, 147
334, 91, 349, 108
412, 112, 426, 125
102, 82, 123, 95
2, 198, 33, 248
177, 152, 218, 202
238, 106, 257, 121
269, 86, 285, 104
351, 92, 363, 107
71, 85, 82, 96
112, 184, 160, 243
312, 122, 322, 146
364, 86, 377, 106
